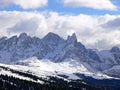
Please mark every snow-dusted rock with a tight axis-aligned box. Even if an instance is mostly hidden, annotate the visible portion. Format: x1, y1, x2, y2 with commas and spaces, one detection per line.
0, 32, 120, 78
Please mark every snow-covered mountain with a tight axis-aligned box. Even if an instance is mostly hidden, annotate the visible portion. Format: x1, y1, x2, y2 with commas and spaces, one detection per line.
1, 32, 120, 89
0, 32, 90, 63
0, 32, 120, 79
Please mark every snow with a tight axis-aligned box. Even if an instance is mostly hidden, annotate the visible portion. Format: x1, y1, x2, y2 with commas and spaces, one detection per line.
0, 68, 35, 82
0, 63, 45, 84
0, 57, 116, 80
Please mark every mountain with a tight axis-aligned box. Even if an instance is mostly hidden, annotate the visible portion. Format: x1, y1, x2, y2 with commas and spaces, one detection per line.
0, 32, 120, 89
0, 32, 88, 63
0, 32, 120, 73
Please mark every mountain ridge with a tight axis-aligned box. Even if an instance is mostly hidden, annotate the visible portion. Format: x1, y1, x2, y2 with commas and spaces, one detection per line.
0, 32, 120, 78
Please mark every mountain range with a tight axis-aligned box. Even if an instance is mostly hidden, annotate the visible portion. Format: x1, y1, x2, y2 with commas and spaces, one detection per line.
0, 32, 120, 89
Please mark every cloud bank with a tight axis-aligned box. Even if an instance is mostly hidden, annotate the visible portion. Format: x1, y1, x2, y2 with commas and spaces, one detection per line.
0, 11, 120, 50
60, 0, 117, 10
0, 0, 48, 9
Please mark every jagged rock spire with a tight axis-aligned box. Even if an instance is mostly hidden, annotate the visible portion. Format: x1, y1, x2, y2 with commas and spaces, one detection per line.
67, 33, 77, 45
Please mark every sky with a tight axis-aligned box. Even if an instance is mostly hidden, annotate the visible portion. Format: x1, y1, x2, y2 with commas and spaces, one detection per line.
0, 0, 120, 50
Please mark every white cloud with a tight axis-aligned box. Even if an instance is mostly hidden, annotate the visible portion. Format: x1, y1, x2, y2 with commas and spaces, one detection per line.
0, 0, 12, 7
102, 17, 120, 30
0, 0, 48, 9
60, 0, 117, 10
9, 17, 39, 33
0, 11, 48, 37
0, 11, 120, 50
46, 12, 120, 50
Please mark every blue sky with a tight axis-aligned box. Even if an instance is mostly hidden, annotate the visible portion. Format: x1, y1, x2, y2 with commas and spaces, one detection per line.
0, 0, 120, 15
0, 0, 120, 50
45, 0, 120, 15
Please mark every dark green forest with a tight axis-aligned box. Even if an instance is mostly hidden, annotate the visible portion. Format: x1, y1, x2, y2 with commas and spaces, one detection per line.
0, 74, 117, 90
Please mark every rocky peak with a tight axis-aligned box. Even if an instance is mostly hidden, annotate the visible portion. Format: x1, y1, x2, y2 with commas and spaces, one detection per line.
0, 32, 104, 64
17, 33, 32, 47
19, 33, 28, 39
42, 32, 64, 43
67, 33, 77, 45
110, 46, 120, 53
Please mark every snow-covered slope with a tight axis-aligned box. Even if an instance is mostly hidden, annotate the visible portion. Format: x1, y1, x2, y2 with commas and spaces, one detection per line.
0, 57, 116, 80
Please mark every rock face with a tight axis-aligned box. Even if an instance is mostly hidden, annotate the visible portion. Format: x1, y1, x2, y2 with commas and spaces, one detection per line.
1, 32, 120, 77
0, 32, 90, 63
0, 32, 116, 63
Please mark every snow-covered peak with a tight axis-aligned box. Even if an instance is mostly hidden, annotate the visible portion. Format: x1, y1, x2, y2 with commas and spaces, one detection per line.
0, 32, 110, 64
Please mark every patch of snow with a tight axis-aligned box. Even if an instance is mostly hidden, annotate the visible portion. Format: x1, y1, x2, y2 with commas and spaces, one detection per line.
8, 57, 116, 80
